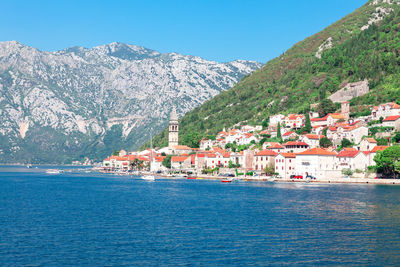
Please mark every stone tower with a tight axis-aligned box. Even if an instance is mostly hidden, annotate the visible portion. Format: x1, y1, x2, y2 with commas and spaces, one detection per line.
168, 106, 179, 152
341, 101, 350, 120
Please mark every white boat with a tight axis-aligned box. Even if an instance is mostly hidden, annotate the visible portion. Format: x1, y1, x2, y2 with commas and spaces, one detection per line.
46, 169, 63, 174
142, 174, 155, 181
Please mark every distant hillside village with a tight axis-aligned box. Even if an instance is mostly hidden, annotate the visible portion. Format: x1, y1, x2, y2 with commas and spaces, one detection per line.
102, 101, 400, 179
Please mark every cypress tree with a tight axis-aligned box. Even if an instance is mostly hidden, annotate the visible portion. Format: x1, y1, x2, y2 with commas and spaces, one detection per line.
304, 113, 312, 133
277, 122, 282, 140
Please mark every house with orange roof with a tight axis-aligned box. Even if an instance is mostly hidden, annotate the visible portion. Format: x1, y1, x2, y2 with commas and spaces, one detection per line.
326, 125, 368, 145
372, 102, 400, 119
340, 125, 368, 144
282, 141, 309, 153
382, 115, 400, 131
295, 148, 340, 178
310, 115, 334, 127
265, 142, 284, 153
310, 113, 346, 128
204, 151, 231, 169
284, 114, 305, 129
102, 155, 131, 170
238, 132, 258, 145
300, 134, 325, 148
358, 138, 377, 152
336, 150, 368, 171
275, 153, 296, 179
253, 150, 278, 172
282, 131, 298, 141
171, 156, 191, 170
367, 146, 390, 166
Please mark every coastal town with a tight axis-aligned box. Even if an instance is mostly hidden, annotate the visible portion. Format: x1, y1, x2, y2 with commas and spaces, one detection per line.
101, 101, 400, 181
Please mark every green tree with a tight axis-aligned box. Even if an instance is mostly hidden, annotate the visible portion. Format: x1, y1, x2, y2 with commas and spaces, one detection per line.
374, 146, 400, 177
112, 150, 119, 156
316, 99, 336, 117
376, 138, 389, 146
181, 132, 202, 148
319, 137, 332, 148
341, 138, 352, 148
263, 163, 275, 175
304, 113, 312, 133
262, 117, 269, 128
342, 168, 353, 176
162, 155, 173, 169
392, 132, 400, 143
277, 122, 282, 140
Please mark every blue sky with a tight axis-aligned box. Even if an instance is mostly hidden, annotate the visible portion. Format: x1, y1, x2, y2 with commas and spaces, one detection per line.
1, 0, 367, 63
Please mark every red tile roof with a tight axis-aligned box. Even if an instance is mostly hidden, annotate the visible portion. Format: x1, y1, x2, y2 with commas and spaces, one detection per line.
283, 131, 294, 136
283, 141, 309, 146
267, 143, 284, 149
364, 138, 377, 143
256, 150, 278, 156
371, 146, 389, 153
383, 115, 400, 122
297, 147, 337, 156
337, 150, 360, 158
171, 156, 189, 162
311, 115, 329, 122
305, 134, 325, 140
279, 152, 296, 158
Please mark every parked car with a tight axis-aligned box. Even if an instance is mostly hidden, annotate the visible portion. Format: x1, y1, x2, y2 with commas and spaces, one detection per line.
306, 175, 316, 179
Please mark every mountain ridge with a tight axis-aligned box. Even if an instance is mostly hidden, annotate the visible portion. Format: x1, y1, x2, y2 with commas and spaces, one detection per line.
0, 41, 261, 163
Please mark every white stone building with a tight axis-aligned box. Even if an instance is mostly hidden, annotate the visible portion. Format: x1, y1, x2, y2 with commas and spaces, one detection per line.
296, 148, 340, 179
372, 102, 400, 119
382, 115, 400, 131
275, 153, 296, 179
335, 150, 368, 171
253, 150, 278, 172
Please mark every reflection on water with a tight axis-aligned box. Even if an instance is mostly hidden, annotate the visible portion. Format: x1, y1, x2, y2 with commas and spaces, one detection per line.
0, 166, 399, 265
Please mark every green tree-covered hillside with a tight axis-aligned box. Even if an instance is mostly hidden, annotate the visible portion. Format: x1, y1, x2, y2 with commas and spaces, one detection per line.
152, 0, 400, 148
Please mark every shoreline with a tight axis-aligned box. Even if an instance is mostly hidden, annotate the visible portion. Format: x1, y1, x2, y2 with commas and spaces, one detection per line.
160, 174, 400, 185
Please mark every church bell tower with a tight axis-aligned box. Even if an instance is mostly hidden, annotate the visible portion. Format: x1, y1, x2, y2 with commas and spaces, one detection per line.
168, 106, 179, 153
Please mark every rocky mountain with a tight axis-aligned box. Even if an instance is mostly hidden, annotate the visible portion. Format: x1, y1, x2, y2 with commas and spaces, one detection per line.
153, 0, 400, 147
0, 41, 261, 163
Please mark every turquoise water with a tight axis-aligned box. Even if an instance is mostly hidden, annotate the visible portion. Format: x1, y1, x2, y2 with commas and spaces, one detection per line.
0, 166, 400, 265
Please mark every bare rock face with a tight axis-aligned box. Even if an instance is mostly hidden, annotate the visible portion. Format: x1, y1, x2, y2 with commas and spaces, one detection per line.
329, 79, 369, 103
0, 41, 261, 163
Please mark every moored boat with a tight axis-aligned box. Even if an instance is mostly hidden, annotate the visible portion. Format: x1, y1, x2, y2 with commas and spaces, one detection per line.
46, 169, 63, 174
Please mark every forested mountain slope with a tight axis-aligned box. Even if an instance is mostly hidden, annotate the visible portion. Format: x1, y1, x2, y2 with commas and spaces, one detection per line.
153, 0, 400, 148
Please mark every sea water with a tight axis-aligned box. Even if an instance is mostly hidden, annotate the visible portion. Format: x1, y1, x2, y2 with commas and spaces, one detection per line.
0, 166, 399, 265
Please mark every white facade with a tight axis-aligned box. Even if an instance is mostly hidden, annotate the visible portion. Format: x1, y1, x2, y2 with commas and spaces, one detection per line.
269, 114, 285, 126
296, 149, 340, 179
335, 151, 368, 171
372, 102, 400, 119
275, 153, 296, 179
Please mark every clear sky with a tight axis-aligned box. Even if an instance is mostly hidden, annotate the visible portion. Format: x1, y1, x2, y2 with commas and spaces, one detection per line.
1, 0, 367, 63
